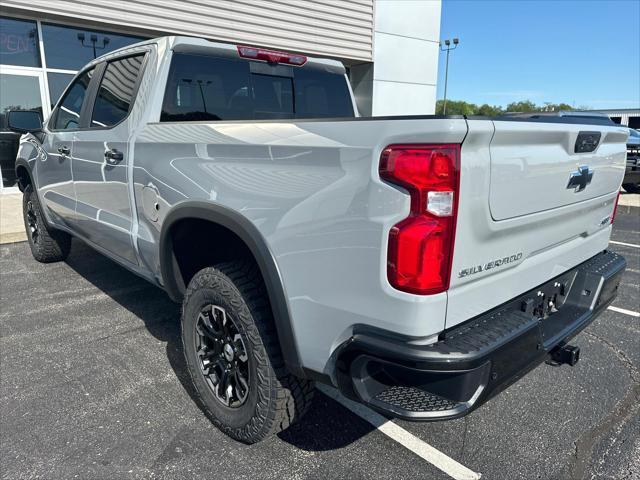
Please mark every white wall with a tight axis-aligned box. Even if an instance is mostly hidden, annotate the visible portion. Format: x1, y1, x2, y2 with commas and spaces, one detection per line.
2, 0, 440, 117
371, 0, 441, 115
1, 0, 374, 61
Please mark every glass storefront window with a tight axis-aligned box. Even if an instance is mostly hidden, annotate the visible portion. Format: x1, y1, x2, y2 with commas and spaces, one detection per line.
47, 72, 75, 107
42, 23, 145, 70
0, 18, 148, 190
0, 74, 43, 187
0, 17, 41, 67
0, 74, 42, 114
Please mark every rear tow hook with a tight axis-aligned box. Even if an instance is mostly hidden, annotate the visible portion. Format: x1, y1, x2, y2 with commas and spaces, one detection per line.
546, 343, 581, 367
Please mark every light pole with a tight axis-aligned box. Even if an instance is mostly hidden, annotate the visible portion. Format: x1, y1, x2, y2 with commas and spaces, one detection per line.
439, 37, 459, 115
77, 33, 110, 59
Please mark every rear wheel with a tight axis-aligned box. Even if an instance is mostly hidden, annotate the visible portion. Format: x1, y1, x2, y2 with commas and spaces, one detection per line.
622, 183, 640, 194
181, 261, 314, 443
22, 184, 71, 263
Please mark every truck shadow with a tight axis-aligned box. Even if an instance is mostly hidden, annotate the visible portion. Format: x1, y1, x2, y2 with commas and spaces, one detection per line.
64, 240, 374, 451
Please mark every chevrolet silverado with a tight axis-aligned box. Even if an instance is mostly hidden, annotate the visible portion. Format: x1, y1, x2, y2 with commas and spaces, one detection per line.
9, 36, 628, 443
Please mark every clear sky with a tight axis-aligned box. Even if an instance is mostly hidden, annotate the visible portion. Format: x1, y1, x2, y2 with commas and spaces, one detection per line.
436, 0, 640, 109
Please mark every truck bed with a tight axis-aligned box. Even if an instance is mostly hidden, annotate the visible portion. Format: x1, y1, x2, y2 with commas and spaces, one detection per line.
132, 115, 627, 373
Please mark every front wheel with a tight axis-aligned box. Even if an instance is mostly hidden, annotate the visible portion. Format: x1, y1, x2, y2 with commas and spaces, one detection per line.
22, 185, 71, 263
622, 183, 640, 194
181, 261, 314, 443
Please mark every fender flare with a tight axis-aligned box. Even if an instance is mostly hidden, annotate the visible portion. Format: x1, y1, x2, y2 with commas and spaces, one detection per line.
15, 158, 33, 191
159, 201, 305, 377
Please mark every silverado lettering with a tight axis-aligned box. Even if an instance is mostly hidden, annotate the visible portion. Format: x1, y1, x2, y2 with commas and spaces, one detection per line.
458, 252, 523, 278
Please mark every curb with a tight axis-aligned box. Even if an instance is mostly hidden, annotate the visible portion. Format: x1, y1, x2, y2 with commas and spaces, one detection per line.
0, 232, 27, 245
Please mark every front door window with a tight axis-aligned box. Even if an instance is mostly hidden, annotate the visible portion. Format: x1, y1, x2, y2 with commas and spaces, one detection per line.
47, 72, 76, 108
51, 68, 94, 130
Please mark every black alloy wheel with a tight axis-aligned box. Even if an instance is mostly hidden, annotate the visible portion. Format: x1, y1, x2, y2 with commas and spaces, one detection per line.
22, 184, 71, 263
195, 304, 250, 407
25, 200, 39, 244
181, 262, 315, 443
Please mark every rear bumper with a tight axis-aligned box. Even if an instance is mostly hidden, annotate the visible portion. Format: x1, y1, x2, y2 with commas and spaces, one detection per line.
335, 250, 626, 421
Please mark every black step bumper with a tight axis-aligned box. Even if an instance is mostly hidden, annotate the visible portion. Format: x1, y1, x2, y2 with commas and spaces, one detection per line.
335, 251, 626, 421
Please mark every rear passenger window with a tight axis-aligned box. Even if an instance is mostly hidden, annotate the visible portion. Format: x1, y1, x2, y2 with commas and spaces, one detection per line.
90, 54, 144, 128
161, 53, 354, 122
52, 68, 94, 130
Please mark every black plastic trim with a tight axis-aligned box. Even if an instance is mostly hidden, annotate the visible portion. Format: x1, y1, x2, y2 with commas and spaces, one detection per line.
148, 113, 624, 127
335, 250, 626, 420
148, 114, 465, 126
14, 157, 32, 192
78, 62, 107, 129
159, 201, 305, 378
483, 115, 619, 126
574, 131, 602, 153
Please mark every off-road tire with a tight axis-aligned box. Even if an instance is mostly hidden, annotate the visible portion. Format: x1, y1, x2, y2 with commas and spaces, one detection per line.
181, 261, 314, 443
622, 183, 640, 194
23, 184, 71, 263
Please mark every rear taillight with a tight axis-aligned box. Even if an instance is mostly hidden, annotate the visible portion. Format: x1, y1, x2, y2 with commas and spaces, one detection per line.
380, 144, 460, 295
237, 45, 307, 66
611, 190, 621, 224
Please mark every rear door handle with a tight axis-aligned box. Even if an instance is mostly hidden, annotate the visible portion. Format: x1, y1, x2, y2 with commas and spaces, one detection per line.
104, 148, 124, 164
57, 145, 70, 155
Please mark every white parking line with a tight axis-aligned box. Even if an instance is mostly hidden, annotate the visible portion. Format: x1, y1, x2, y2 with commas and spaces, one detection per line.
318, 384, 481, 480
608, 306, 640, 317
609, 240, 640, 249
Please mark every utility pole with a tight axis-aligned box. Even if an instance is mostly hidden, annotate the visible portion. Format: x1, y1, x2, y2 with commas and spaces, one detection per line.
439, 38, 459, 115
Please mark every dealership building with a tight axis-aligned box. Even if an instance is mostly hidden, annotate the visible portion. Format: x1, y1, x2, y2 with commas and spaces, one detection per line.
0, 0, 442, 193
591, 109, 640, 129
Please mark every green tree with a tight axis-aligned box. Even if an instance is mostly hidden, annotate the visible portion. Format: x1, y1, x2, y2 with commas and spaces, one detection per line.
541, 102, 574, 112
476, 103, 504, 116
435, 99, 477, 115
435, 99, 584, 116
505, 100, 539, 113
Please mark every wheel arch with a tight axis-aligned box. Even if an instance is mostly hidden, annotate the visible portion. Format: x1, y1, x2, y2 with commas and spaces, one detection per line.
15, 158, 33, 192
159, 201, 305, 377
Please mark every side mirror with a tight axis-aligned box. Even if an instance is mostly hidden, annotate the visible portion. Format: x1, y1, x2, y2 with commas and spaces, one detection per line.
7, 110, 43, 134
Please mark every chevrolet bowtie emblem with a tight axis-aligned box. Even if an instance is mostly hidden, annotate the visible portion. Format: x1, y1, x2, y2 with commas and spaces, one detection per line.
567, 165, 594, 193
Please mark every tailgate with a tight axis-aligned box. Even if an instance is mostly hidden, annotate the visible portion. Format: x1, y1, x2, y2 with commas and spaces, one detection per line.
446, 119, 627, 329
489, 121, 628, 220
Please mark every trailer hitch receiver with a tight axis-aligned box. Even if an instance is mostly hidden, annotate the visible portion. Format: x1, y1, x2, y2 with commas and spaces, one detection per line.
548, 343, 581, 367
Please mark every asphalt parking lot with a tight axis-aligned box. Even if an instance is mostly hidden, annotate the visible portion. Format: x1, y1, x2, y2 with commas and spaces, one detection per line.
1, 200, 638, 480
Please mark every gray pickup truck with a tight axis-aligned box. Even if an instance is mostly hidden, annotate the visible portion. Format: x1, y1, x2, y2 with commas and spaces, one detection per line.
9, 36, 628, 443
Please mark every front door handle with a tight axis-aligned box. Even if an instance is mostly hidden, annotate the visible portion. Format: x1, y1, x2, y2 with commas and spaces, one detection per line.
104, 148, 124, 164
57, 145, 70, 155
